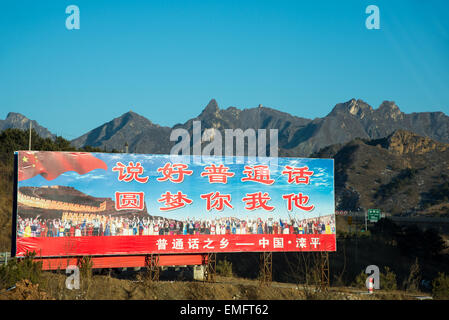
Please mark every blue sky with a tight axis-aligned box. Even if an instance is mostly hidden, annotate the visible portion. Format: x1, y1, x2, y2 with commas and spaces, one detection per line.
1, 0, 449, 139
19, 153, 334, 221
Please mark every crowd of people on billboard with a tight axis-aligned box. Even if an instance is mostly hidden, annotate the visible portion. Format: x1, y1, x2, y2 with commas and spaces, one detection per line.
16, 213, 335, 238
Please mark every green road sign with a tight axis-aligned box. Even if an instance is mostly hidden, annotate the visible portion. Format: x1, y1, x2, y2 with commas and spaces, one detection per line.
368, 209, 381, 222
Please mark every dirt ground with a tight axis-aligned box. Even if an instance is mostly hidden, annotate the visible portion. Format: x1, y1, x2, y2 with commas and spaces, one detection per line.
0, 271, 428, 300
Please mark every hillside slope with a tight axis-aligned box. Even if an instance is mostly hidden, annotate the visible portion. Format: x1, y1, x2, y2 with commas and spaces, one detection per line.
313, 130, 449, 216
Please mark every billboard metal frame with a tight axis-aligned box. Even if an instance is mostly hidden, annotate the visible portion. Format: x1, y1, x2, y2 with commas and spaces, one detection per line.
11, 152, 18, 257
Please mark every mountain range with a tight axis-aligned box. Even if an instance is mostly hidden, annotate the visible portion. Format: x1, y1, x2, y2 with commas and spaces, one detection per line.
2, 99, 449, 157
2, 99, 449, 216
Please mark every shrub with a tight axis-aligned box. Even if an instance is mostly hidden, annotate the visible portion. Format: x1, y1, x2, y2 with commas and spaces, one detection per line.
77, 256, 93, 281
353, 266, 397, 291
353, 270, 367, 289
216, 259, 233, 277
0, 251, 43, 290
380, 267, 397, 291
77, 255, 93, 296
403, 258, 421, 292
432, 273, 449, 300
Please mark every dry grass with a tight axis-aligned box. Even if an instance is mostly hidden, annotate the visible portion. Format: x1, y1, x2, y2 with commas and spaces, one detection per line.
0, 271, 429, 300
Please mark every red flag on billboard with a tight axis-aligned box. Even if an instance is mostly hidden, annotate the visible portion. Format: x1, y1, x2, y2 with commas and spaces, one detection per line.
18, 151, 108, 181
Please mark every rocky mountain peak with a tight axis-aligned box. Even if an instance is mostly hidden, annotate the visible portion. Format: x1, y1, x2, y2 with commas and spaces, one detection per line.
117, 110, 159, 127
329, 98, 373, 118
6, 112, 28, 121
377, 101, 403, 120
121, 110, 145, 120
199, 99, 220, 117
1, 112, 55, 139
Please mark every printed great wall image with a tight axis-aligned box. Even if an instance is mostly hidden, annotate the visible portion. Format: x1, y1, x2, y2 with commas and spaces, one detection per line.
17, 185, 148, 219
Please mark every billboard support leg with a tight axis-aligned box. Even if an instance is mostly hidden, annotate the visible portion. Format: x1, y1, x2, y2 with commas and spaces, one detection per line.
203, 253, 216, 283
145, 253, 160, 281
319, 252, 329, 292
259, 252, 272, 286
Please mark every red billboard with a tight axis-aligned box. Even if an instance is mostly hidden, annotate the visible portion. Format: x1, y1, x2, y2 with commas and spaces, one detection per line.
13, 151, 336, 257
